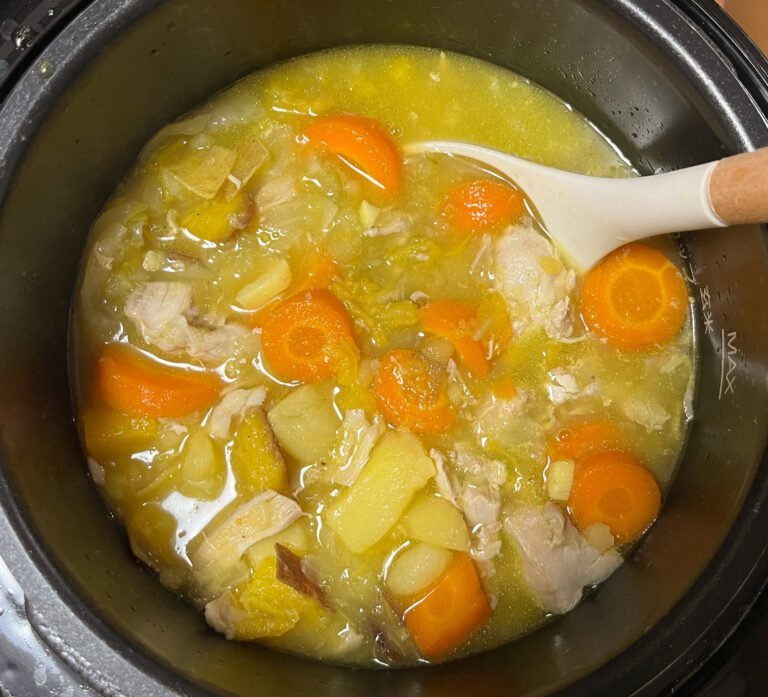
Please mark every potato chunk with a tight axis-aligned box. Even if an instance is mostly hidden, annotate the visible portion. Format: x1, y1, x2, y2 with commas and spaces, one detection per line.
267, 383, 340, 464
325, 431, 435, 553
386, 543, 452, 597
403, 496, 470, 551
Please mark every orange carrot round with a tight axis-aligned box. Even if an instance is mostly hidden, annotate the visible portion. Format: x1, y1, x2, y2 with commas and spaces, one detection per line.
404, 553, 491, 659
418, 299, 490, 378
441, 178, 525, 234
373, 349, 454, 434
303, 115, 402, 195
260, 289, 359, 383
97, 343, 221, 418
580, 243, 688, 351
548, 420, 623, 462
569, 450, 661, 543
248, 250, 339, 328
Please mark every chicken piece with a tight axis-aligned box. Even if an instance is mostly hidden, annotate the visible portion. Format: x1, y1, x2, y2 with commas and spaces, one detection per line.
505, 502, 622, 613
547, 368, 600, 406
450, 444, 507, 576
125, 281, 247, 362
430, 448, 457, 506
192, 490, 303, 594
328, 409, 386, 486
493, 224, 576, 339
474, 389, 529, 438
207, 386, 268, 440
619, 395, 670, 432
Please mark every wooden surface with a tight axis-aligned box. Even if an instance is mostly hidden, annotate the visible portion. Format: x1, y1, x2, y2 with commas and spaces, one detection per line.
710, 147, 768, 225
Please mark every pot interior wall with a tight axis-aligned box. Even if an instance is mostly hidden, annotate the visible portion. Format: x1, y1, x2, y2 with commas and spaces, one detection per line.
0, 1, 767, 695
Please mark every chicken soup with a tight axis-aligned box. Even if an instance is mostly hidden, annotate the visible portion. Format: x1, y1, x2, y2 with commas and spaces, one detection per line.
72, 45, 694, 666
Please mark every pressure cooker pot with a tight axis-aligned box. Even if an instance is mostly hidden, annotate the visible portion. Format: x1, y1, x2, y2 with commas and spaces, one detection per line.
0, 1, 766, 695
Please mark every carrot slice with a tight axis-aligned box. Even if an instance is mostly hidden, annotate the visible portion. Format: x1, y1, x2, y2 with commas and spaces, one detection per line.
373, 349, 454, 435
569, 450, 661, 543
259, 289, 359, 384
303, 115, 402, 195
404, 553, 491, 659
248, 250, 339, 327
441, 178, 525, 234
418, 299, 490, 378
548, 420, 623, 462
580, 243, 688, 351
97, 343, 221, 418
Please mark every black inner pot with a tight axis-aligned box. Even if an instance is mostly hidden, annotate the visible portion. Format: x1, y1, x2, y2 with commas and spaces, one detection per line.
0, 1, 767, 695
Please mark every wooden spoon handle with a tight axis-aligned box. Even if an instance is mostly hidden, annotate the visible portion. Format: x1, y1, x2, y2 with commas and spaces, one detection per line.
709, 146, 768, 225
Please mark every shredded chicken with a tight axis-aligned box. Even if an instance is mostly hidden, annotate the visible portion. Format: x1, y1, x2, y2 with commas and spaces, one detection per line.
125, 281, 247, 362
430, 448, 457, 505
474, 390, 529, 438
204, 595, 247, 640
447, 443, 507, 576
192, 490, 302, 594
493, 224, 576, 339
207, 386, 268, 440
505, 503, 622, 613
328, 409, 386, 486
363, 213, 411, 238
619, 396, 670, 432
547, 368, 600, 406
256, 176, 295, 212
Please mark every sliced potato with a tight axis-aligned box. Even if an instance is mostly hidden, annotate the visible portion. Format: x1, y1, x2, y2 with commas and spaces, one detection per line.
267, 383, 340, 464
235, 258, 292, 309
386, 543, 452, 597
325, 431, 435, 553
403, 496, 470, 551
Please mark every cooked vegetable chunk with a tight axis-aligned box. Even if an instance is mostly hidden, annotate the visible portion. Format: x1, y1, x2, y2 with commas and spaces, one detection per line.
403, 496, 470, 551
580, 243, 688, 350
373, 349, 454, 434
568, 450, 661, 543
267, 383, 341, 464
325, 431, 435, 552
404, 553, 491, 659
97, 343, 221, 418
386, 543, 452, 597
260, 290, 359, 384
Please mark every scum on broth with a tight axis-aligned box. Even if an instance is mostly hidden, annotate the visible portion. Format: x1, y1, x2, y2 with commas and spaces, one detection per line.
72, 45, 694, 666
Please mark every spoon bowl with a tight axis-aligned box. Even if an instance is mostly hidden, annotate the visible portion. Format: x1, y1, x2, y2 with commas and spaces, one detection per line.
407, 140, 768, 269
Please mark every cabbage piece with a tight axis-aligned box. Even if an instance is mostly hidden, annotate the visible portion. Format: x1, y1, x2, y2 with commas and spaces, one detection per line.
165, 145, 237, 199
222, 129, 269, 200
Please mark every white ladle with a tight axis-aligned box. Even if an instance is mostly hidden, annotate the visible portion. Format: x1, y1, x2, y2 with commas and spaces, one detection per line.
406, 141, 768, 269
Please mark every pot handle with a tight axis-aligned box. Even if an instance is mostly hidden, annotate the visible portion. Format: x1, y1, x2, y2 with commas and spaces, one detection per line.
709, 146, 768, 226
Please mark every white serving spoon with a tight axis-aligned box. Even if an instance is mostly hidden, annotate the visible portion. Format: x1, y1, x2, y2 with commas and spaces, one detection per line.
406, 141, 768, 269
